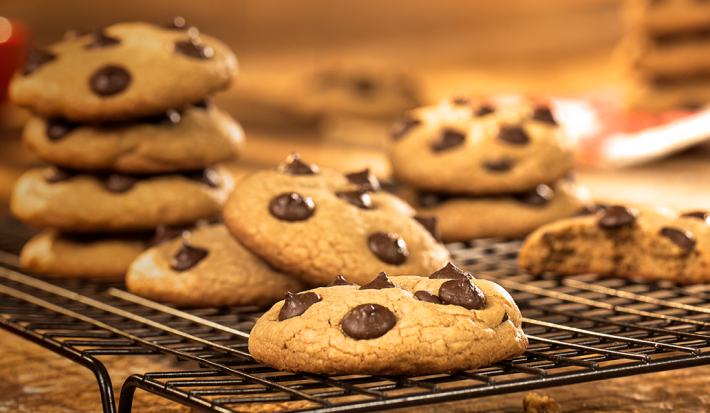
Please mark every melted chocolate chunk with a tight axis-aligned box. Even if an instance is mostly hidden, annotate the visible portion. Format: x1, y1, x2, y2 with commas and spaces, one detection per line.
85, 27, 120, 49
414, 215, 441, 242
103, 173, 139, 193
474, 105, 495, 117
598, 205, 639, 229
328, 275, 358, 287
175, 38, 214, 59
438, 278, 485, 310
346, 169, 380, 192
501, 313, 510, 323
44, 167, 77, 183
497, 125, 530, 145
278, 291, 322, 321
46, 119, 78, 141
368, 232, 408, 265
341, 303, 396, 340
514, 184, 554, 206
660, 227, 696, 251
414, 290, 442, 304
681, 210, 710, 224
148, 224, 188, 248
419, 192, 451, 208
170, 242, 208, 271
429, 262, 473, 280
359, 271, 397, 290
269, 192, 315, 222
90, 65, 131, 96
390, 116, 421, 140
337, 189, 373, 209
278, 153, 319, 175
432, 129, 466, 152
532, 106, 557, 125
184, 168, 221, 188
23, 49, 56, 76
353, 78, 376, 96
483, 159, 513, 172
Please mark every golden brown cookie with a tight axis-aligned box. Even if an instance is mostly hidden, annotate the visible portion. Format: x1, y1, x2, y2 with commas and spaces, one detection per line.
126, 223, 306, 308
623, 0, 710, 35
388, 96, 577, 195
22, 103, 244, 173
248, 266, 528, 375
617, 32, 710, 79
9, 21, 237, 122
519, 205, 710, 284
223, 154, 450, 286
11, 166, 232, 232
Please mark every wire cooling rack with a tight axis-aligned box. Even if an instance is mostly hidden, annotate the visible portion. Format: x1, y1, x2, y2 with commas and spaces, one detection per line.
1, 215, 710, 413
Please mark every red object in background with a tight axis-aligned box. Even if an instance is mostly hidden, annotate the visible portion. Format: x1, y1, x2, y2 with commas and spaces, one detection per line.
0, 18, 29, 104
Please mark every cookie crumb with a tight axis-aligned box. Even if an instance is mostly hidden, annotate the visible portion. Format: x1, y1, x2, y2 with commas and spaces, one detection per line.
523, 392, 560, 413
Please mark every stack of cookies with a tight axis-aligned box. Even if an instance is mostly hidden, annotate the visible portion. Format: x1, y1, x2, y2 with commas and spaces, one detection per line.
8, 20, 242, 279
388, 94, 594, 243
617, 0, 710, 110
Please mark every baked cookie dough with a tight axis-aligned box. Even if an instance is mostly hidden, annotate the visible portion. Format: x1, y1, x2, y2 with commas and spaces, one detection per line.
20, 229, 148, 279
519, 205, 710, 284
223, 154, 450, 286
623, 0, 710, 35
248, 266, 528, 375
127, 223, 306, 308
399, 177, 593, 242
388, 96, 577, 195
617, 32, 710, 78
23, 103, 244, 173
11, 166, 232, 232
9, 21, 237, 122
623, 72, 710, 111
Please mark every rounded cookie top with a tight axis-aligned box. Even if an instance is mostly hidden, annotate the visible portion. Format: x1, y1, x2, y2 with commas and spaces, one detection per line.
126, 223, 306, 308
23, 102, 244, 173
248, 266, 528, 375
388, 95, 577, 195
10, 21, 238, 122
223, 154, 450, 286
11, 166, 233, 232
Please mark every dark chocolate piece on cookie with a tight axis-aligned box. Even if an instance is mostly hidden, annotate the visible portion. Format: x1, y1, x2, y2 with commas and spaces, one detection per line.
497, 125, 530, 145
23, 49, 56, 76
337, 189, 373, 209
432, 129, 466, 152
359, 271, 397, 290
660, 227, 696, 251
429, 262, 473, 280
368, 232, 409, 265
46, 119, 78, 141
341, 303, 396, 340
681, 211, 710, 224
90, 65, 131, 96
514, 184, 554, 206
85, 27, 120, 49
483, 159, 514, 172
501, 313, 509, 323
598, 205, 639, 229
175, 38, 214, 59
103, 173, 139, 193
170, 242, 208, 271
269, 192, 315, 222
414, 290, 442, 304
439, 278, 485, 310
414, 216, 441, 242
390, 116, 421, 140
328, 275, 358, 287
278, 153, 319, 175
278, 291, 322, 321
474, 104, 496, 117
532, 106, 557, 125
346, 169, 380, 192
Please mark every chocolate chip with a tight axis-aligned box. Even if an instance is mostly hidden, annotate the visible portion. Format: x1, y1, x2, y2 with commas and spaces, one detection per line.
498, 125, 530, 145
368, 232, 408, 265
414, 290, 442, 304
175, 38, 214, 59
414, 216, 441, 242
432, 129, 466, 152
147, 224, 189, 248
660, 227, 696, 251
90, 65, 131, 96
184, 168, 221, 188
681, 211, 710, 224
483, 159, 513, 172
438, 278, 485, 310
359, 271, 397, 290
85, 27, 120, 49
337, 189, 373, 209
103, 173, 139, 193
346, 169, 380, 192
390, 116, 421, 140
170, 242, 208, 271
419, 192, 450, 208
501, 313, 509, 323
278, 153, 319, 175
278, 291, 322, 321
474, 105, 495, 117
269, 192, 315, 222
353, 78, 375, 97
598, 205, 639, 229
327, 275, 358, 287
44, 167, 77, 183
429, 262, 473, 280
514, 184, 554, 206
46, 119, 78, 141
23, 49, 56, 76
532, 106, 557, 125
341, 303, 396, 340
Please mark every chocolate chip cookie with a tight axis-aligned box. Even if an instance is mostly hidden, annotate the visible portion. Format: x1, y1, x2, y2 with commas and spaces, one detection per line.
11, 166, 232, 232
127, 223, 306, 307
223, 154, 450, 286
10, 21, 237, 122
388, 96, 577, 195
248, 266, 528, 375
519, 205, 710, 284
22, 102, 244, 173
399, 177, 593, 242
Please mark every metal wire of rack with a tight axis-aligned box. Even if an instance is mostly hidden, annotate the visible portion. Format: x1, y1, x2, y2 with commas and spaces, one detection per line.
1, 216, 710, 413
